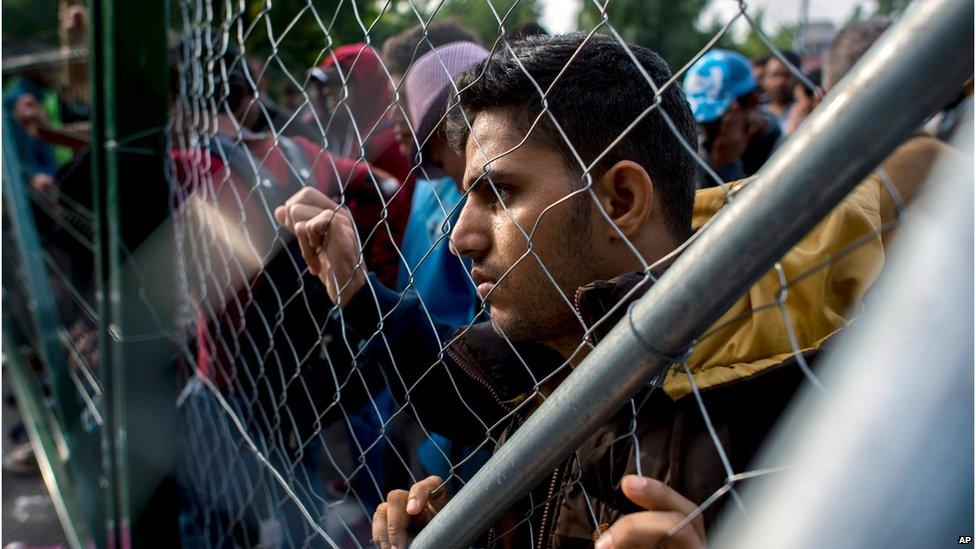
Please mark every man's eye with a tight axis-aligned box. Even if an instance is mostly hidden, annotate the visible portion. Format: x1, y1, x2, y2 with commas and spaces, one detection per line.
488, 184, 512, 207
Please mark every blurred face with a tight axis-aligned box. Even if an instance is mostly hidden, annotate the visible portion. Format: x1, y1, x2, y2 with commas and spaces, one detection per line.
388, 72, 413, 158
451, 110, 605, 349
708, 102, 749, 168
763, 58, 797, 104
319, 67, 344, 113
751, 62, 765, 86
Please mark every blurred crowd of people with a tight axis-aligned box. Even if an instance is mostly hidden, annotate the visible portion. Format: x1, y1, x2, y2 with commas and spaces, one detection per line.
3, 5, 972, 548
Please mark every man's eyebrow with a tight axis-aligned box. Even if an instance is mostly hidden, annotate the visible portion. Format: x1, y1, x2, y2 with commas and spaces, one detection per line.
461, 167, 520, 192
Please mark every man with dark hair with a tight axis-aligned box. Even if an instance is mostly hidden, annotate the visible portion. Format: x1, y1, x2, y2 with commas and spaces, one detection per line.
762, 51, 802, 134
751, 53, 770, 89
277, 33, 883, 547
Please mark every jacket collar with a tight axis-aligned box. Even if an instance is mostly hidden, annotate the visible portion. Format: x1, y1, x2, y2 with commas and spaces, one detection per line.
448, 271, 657, 402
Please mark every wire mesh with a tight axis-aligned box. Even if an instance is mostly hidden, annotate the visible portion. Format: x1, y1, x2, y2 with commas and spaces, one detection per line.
163, 1, 959, 547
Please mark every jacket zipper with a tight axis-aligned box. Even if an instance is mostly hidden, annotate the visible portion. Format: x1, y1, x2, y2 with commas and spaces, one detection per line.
446, 345, 512, 411
667, 409, 685, 490
572, 287, 593, 346
536, 466, 563, 549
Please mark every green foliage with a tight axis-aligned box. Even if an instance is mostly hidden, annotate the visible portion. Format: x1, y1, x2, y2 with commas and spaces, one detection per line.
431, 0, 541, 46
238, 0, 416, 77
222, 0, 542, 99
712, 10, 799, 61
576, 0, 713, 70
874, 0, 911, 16
2, 0, 61, 49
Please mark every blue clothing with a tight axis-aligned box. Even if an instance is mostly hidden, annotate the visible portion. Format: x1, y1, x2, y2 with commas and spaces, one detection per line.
395, 176, 477, 328
347, 177, 484, 497
3, 79, 56, 178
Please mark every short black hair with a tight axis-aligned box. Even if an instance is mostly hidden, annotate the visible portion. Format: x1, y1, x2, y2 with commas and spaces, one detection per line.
768, 51, 802, 71
506, 21, 549, 42
381, 20, 480, 77
445, 32, 698, 241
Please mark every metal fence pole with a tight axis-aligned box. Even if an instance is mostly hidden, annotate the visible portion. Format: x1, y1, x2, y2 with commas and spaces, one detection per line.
89, 0, 179, 545
2, 110, 105, 548
413, 0, 974, 546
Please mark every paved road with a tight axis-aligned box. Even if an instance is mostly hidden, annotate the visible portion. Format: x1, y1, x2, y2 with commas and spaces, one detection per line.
2, 368, 68, 548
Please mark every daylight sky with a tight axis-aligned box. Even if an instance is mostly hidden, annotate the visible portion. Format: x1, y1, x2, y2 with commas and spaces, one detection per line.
539, 0, 874, 36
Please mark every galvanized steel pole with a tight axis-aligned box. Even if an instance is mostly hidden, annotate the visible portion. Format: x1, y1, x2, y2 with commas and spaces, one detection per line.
413, 0, 974, 546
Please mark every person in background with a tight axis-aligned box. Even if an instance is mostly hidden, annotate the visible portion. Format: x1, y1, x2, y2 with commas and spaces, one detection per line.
381, 20, 480, 160
823, 17, 958, 247
376, 31, 492, 489
751, 54, 770, 92
171, 37, 399, 548
761, 51, 802, 134
784, 67, 822, 135
309, 43, 415, 287
310, 43, 413, 186
683, 49, 781, 186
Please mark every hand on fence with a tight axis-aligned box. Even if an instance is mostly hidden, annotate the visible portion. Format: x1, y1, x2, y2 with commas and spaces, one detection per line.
372, 475, 450, 549
274, 187, 366, 306
13, 94, 47, 139
31, 174, 58, 203
594, 475, 706, 549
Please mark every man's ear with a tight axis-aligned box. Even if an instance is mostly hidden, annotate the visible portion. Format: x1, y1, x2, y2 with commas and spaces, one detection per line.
594, 160, 654, 239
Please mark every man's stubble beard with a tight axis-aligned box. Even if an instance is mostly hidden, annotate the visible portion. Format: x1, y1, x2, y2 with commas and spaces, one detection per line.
489, 196, 602, 353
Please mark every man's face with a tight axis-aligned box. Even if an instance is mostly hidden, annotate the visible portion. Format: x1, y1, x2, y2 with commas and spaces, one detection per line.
320, 67, 344, 114
751, 62, 765, 87
763, 58, 797, 104
451, 109, 605, 348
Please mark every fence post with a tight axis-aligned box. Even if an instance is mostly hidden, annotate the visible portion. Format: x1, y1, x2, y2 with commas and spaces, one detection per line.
412, 0, 975, 546
89, 0, 179, 545
2, 109, 103, 548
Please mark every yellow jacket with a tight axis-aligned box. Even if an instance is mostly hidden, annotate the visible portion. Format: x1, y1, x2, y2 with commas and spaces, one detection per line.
663, 176, 885, 399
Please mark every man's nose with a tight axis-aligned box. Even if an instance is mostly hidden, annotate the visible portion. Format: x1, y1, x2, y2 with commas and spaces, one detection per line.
450, 199, 491, 261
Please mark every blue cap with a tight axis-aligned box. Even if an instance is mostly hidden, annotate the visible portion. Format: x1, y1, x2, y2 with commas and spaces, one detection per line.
682, 49, 756, 124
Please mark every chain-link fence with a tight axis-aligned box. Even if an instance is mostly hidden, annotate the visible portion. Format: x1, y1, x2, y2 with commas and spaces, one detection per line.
2, 0, 972, 547
163, 0, 972, 548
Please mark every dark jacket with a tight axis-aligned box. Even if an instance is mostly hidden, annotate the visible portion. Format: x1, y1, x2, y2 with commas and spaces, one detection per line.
342, 179, 885, 547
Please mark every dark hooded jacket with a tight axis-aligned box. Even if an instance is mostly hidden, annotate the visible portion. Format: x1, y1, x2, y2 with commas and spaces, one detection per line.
342, 179, 884, 546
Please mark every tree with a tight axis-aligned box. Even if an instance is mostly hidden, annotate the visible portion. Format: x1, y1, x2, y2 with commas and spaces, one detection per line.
576, 0, 712, 70
874, 0, 911, 16
712, 10, 799, 61
431, 0, 542, 46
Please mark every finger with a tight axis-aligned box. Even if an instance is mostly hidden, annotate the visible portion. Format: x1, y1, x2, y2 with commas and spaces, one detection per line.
279, 203, 324, 231
372, 503, 390, 549
621, 476, 705, 541
621, 476, 698, 516
293, 221, 321, 275
595, 510, 701, 549
407, 476, 448, 515
283, 186, 338, 211
385, 490, 410, 549
305, 208, 339, 253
